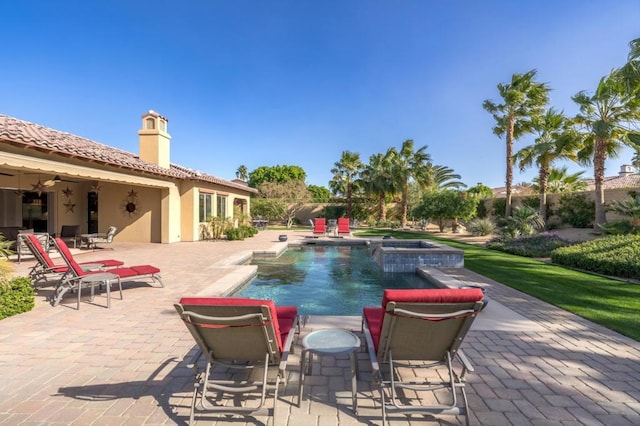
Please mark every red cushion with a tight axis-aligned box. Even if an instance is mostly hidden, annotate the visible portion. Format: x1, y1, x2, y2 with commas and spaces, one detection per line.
382, 288, 484, 309
275, 306, 298, 347
88, 259, 124, 268
178, 297, 292, 352
129, 265, 160, 275
363, 307, 384, 351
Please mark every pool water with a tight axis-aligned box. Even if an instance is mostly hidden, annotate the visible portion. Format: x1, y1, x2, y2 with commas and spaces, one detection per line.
235, 245, 436, 315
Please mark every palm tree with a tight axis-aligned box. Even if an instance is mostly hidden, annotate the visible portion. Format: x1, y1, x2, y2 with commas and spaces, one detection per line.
514, 108, 581, 221
617, 38, 640, 94
388, 140, 432, 227
483, 70, 550, 217
360, 149, 397, 222
425, 165, 466, 191
573, 71, 640, 227
235, 165, 248, 181
533, 166, 587, 194
329, 151, 364, 219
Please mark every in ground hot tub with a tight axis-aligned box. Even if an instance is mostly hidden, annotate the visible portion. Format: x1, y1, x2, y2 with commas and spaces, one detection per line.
368, 239, 464, 272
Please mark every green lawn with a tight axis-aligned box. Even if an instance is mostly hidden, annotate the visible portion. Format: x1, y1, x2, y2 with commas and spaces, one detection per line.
355, 229, 640, 341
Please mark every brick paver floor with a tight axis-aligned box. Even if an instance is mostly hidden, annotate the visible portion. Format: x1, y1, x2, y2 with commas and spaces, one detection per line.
1, 230, 639, 425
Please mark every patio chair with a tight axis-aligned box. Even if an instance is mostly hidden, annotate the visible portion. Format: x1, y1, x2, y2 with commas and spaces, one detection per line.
337, 217, 351, 235
174, 297, 299, 424
312, 218, 326, 235
81, 226, 117, 249
24, 234, 124, 285
362, 288, 484, 425
59, 225, 81, 248
53, 237, 162, 309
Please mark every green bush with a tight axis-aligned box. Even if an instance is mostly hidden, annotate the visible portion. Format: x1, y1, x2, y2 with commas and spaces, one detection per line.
486, 232, 573, 258
226, 225, 258, 241
492, 198, 507, 218
557, 193, 595, 228
466, 218, 496, 236
551, 235, 640, 279
599, 219, 637, 235
0, 276, 35, 320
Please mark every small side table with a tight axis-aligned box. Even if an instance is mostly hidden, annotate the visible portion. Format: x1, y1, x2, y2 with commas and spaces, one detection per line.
298, 328, 360, 414
79, 273, 122, 309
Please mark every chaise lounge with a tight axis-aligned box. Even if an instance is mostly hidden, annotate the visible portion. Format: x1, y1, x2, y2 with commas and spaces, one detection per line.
174, 297, 298, 424
362, 288, 484, 425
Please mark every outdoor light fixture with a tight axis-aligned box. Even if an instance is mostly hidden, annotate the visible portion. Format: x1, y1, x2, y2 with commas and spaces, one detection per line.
53, 175, 62, 182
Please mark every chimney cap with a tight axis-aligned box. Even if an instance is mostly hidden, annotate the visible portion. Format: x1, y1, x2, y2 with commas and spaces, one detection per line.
141, 110, 168, 122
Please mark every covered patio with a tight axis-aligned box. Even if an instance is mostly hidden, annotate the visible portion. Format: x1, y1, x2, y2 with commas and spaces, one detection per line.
1, 230, 639, 425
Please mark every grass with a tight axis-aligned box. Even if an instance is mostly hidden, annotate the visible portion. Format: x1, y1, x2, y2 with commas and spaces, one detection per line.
355, 229, 640, 341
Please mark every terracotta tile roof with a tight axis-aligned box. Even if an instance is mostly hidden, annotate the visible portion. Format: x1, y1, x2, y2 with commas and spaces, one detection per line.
583, 173, 640, 190
0, 114, 256, 193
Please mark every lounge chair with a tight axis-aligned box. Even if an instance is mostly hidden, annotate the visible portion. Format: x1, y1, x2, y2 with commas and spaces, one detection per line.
24, 234, 124, 285
337, 217, 351, 235
362, 288, 484, 425
53, 237, 162, 308
174, 297, 298, 424
312, 218, 326, 235
81, 226, 117, 249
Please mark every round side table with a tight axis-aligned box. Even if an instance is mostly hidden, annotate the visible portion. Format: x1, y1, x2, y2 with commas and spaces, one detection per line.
298, 328, 360, 414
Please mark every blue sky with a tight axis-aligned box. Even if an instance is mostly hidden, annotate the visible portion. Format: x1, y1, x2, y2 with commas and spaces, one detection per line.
2, 1, 639, 189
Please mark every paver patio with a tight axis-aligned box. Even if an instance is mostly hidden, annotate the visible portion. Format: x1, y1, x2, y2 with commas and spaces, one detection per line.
1, 230, 639, 425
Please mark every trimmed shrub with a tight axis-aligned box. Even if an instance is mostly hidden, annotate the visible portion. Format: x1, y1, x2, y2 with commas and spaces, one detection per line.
551, 235, 640, 279
0, 277, 35, 320
557, 193, 594, 228
486, 232, 573, 258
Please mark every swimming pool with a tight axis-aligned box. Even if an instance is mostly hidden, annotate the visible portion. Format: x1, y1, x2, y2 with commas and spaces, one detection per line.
235, 245, 437, 315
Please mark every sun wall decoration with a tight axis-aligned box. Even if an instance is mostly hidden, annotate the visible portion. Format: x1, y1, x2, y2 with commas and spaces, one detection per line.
122, 188, 140, 217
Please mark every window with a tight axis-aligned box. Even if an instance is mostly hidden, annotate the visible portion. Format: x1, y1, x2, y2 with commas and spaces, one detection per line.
217, 195, 227, 218
159, 119, 166, 132
146, 117, 155, 130
199, 193, 212, 222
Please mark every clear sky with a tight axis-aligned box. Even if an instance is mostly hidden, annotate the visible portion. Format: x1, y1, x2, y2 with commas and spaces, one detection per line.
2, 1, 639, 189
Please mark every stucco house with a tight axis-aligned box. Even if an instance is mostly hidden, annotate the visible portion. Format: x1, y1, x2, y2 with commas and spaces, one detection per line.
0, 111, 257, 243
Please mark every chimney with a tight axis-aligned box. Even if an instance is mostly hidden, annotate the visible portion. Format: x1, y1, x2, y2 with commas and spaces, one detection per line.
619, 164, 634, 177
138, 110, 170, 168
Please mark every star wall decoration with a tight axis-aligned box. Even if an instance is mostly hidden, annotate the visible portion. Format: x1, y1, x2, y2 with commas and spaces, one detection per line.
64, 201, 76, 213
14, 189, 24, 198
62, 186, 73, 198
90, 182, 102, 193
31, 180, 45, 196
128, 189, 138, 199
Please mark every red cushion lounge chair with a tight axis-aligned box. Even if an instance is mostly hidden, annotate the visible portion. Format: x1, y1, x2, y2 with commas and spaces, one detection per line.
362, 288, 484, 425
24, 234, 124, 285
337, 217, 351, 235
174, 297, 299, 424
53, 238, 162, 308
312, 218, 326, 235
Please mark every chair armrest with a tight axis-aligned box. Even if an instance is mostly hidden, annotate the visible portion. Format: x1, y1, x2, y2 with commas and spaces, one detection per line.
455, 349, 474, 378
279, 315, 299, 380
362, 318, 381, 382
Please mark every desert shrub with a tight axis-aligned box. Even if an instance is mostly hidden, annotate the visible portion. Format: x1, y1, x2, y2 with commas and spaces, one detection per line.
466, 218, 496, 236
551, 235, 640, 279
599, 219, 637, 235
557, 193, 594, 228
0, 276, 36, 320
501, 206, 545, 238
486, 232, 573, 258
475, 200, 489, 218
226, 225, 258, 241
492, 198, 506, 218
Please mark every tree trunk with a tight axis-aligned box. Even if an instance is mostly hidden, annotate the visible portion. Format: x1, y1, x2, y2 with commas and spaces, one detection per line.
401, 186, 409, 227
539, 166, 549, 222
593, 138, 607, 227
378, 192, 386, 221
346, 184, 352, 219
505, 115, 515, 217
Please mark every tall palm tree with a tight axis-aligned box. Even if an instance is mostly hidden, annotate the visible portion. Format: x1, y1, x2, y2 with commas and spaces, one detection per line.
388, 140, 432, 227
573, 71, 640, 226
617, 38, 640, 94
514, 108, 581, 221
360, 149, 397, 222
329, 150, 364, 219
483, 69, 550, 217
533, 166, 587, 194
